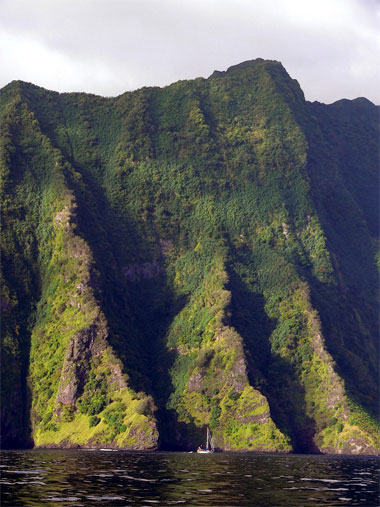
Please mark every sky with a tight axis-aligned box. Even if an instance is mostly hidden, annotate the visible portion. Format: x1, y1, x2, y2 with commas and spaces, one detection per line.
1, 0, 379, 104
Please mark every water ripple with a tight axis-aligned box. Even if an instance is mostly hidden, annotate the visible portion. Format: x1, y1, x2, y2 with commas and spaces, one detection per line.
1, 450, 379, 506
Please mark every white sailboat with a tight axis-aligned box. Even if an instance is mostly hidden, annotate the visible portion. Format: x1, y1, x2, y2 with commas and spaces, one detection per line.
197, 426, 215, 453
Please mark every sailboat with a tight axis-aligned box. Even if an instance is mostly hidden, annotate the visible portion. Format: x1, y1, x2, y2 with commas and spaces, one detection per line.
197, 426, 215, 453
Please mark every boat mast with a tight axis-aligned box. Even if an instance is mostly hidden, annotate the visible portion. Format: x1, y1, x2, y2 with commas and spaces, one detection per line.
210, 429, 214, 451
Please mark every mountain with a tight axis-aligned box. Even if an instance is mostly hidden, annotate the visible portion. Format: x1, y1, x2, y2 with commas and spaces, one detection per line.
1, 59, 378, 454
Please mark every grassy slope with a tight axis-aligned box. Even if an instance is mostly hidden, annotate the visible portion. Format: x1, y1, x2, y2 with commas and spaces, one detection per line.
1, 60, 378, 453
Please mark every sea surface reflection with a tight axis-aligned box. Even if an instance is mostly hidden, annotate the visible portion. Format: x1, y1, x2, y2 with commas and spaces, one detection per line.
1, 450, 379, 506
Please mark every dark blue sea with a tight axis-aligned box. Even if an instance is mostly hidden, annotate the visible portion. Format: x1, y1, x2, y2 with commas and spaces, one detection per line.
1, 450, 379, 506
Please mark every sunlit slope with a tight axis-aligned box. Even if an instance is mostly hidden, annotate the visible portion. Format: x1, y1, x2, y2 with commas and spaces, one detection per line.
1, 59, 378, 453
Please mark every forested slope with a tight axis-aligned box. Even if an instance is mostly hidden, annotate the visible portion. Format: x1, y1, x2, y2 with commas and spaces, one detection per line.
1, 59, 378, 453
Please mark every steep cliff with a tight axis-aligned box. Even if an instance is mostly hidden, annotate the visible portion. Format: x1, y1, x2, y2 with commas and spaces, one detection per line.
1, 59, 378, 453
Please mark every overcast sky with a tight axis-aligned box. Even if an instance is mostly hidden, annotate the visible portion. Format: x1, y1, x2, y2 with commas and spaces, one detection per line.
1, 0, 379, 104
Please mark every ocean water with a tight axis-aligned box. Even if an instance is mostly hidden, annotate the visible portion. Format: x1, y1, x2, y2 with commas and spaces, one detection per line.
1, 450, 379, 506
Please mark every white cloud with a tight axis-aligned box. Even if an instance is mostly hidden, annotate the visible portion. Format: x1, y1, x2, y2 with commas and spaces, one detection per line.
0, 0, 379, 103
0, 29, 129, 95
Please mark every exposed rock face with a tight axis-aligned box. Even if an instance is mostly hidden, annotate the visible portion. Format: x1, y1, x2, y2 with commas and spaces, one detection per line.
55, 316, 109, 407
123, 261, 161, 282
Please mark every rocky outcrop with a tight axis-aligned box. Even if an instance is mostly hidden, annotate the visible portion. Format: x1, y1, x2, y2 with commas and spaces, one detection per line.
55, 314, 126, 410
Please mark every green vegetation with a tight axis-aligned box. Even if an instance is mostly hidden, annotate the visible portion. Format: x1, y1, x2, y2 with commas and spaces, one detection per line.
1, 60, 378, 453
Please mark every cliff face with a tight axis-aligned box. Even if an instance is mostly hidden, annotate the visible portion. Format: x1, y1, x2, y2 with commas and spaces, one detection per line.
1, 59, 378, 453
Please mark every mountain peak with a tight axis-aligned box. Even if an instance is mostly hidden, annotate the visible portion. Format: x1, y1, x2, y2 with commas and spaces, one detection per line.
210, 58, 282, 78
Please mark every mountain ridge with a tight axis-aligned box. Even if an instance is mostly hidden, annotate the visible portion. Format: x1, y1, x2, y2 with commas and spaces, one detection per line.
5, 58, 377, 106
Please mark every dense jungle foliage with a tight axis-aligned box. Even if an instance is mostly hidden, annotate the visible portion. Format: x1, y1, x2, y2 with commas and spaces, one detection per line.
1, 59, 379, 453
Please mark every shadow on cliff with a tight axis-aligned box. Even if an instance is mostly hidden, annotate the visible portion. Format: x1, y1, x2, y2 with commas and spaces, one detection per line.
307, 276, 380, 422
301, 105, 380, 422
0, 345, 34, 449
227, 268, 320, 454
0, 261, 35, 449
64, 164, 173, 388
123, 282, 205, 450
65, 165, 203, 449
